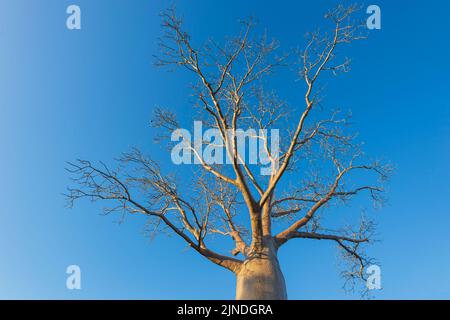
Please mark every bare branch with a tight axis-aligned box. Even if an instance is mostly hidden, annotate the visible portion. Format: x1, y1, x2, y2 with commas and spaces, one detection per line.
65, 149, 242, 273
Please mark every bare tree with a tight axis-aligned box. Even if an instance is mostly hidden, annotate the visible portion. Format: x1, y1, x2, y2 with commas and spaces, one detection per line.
66, 4, 391, 299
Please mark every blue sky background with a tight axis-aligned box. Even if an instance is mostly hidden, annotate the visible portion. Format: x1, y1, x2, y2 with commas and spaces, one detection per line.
0, 0, 449, 299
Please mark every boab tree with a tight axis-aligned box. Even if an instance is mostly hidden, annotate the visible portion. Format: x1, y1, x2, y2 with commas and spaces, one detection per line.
66, 4, 391, 299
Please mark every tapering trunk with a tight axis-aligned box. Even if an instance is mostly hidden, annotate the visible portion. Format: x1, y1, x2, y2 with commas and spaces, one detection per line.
235, 239, 287, 300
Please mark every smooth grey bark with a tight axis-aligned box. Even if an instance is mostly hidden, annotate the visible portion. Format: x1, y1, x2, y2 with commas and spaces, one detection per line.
235, 238, 287, 300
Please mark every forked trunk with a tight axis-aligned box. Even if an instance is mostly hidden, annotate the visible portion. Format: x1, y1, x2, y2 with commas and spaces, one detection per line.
235, 239, 287, 300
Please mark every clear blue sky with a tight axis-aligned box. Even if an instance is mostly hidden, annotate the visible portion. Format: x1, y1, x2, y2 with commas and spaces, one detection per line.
0, 0, 449, 299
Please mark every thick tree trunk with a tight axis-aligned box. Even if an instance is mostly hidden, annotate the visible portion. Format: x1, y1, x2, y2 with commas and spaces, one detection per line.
235, 239, 287, 300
